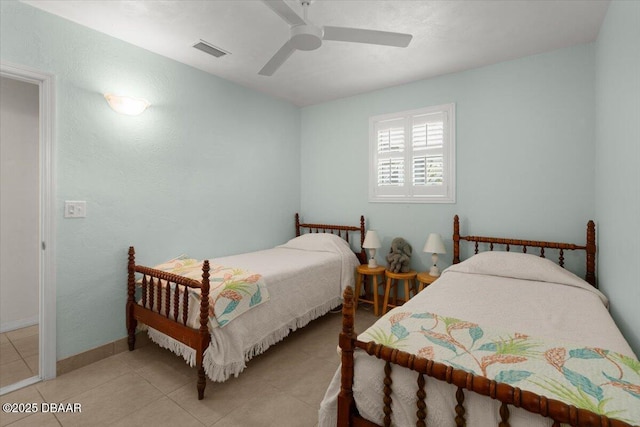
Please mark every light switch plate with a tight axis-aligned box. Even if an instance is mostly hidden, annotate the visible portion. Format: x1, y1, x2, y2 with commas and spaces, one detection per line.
64, 201, 87, 218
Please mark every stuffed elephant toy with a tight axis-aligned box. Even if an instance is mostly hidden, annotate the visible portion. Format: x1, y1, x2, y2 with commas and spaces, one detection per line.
386, 237, 412, 273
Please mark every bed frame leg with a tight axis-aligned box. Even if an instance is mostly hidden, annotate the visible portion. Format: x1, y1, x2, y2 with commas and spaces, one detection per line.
127, 317, 137, 351
197, 365, 206, 400
127, 246, 137, 351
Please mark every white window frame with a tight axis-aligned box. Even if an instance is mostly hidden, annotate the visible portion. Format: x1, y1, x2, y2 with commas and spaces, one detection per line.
369, 103, 455, 203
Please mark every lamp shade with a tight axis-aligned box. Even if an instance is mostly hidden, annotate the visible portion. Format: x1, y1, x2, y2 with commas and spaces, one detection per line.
104, 93, 150, 115
423, 233, 446, 254
362, 230, 381, 249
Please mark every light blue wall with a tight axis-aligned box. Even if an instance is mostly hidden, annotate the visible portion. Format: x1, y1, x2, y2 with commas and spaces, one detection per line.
0, 1, 301, 359
3, 0, 637, 361
595, 1, 640, 356
301, 45, 596, 276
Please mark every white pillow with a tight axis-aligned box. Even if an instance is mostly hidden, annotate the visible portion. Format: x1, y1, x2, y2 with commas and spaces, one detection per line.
444, 251, 608, 306
279, 232, 354, 254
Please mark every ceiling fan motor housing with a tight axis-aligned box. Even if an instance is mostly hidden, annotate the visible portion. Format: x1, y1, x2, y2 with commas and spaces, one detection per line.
291, 24, 323, 51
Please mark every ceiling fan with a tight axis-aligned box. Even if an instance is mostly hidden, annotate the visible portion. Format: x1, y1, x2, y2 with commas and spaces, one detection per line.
259, 0, 413, 76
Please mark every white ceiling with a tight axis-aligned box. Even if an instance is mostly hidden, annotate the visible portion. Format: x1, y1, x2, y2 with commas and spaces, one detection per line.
22, 0, 610, 107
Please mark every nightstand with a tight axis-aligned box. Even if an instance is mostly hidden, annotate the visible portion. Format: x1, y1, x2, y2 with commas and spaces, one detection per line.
417, 271, 438, 292
382, 270, 417, 315
354, 265, 385, 316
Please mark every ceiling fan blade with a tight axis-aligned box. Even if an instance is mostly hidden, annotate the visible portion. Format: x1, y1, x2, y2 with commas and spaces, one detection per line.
259, 40, 297, 76
262, 0, 305, 27
323, 26, 412, 48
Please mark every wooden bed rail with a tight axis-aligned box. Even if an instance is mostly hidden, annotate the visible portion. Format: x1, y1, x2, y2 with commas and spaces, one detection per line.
338, 287, 634, 427
126, 246, 212, 399
453, 215, 597, 288
295, 212, 367, 264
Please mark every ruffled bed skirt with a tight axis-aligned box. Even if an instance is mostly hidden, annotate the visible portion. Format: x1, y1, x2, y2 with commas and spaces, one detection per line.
141, 296, 342, 382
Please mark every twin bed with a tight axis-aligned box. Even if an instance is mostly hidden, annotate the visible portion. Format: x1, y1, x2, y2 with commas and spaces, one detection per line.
127, 213, 364, 399
126, 213, 639, 426
321, 216, 639, 427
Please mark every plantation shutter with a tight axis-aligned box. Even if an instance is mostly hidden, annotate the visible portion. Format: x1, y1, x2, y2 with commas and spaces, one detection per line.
374, 117, 406, 195
369, 103, 455, 203
411, 112, 446, 196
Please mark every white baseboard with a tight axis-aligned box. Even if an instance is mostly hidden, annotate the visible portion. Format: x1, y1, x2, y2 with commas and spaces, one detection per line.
0, 316, 38, 333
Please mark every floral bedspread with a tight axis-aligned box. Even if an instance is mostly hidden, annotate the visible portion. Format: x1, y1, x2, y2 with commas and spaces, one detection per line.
361, 310, 640, 425
153, 257, 269, 327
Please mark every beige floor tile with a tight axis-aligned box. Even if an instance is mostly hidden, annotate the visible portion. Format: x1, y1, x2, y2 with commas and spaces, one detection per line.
5, 325, 39, 341
112, 342, 180, 371
53, 373, 162, 427
354, 306, 380, 331
0, 384, 44, 426
168, 373, 279, 426
108, 396, 204, 427
0, 334, 8, 345
211, 390, 317, 427
0, 359, 34, 388
5, 411, 61, 427
295, 327, 342, 361
267, 356, 339, 408
0, 342, 21, 365
135, 359, 194, 394
24, 354, 39, 374
37, 356, 132, 402
0, 309, 375, 427
11, 334, 39, 359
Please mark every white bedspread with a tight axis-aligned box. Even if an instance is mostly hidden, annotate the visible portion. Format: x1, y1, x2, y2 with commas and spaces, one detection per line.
143, 233, 361, 382
319, 252, 637, 427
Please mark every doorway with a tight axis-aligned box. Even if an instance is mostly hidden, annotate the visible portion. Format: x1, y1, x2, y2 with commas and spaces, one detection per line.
0, 62, 56, 394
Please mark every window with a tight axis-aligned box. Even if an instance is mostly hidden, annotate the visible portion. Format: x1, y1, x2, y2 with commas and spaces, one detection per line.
369, 103, 455, 203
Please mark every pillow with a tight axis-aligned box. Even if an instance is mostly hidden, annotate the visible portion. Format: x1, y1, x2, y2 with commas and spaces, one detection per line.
444, 251, 608, 306
279, 233, 354, 254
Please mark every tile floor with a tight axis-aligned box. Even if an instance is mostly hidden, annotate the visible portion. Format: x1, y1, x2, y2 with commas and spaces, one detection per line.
0, 307, 378, 427
0, 325, 39, 389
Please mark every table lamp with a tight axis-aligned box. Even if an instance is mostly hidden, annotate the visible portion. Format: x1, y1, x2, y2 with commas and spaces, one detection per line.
363, 230, 382, 268
423, 233, 446, 276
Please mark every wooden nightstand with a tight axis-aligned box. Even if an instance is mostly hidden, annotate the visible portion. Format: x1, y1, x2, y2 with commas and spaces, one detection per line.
382, 270, 417, 315
354, 265, 385, 316
417, 271, 438, 292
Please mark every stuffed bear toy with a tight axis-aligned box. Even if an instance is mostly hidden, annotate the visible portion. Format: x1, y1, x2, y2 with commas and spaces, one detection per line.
386, 237, 412, 273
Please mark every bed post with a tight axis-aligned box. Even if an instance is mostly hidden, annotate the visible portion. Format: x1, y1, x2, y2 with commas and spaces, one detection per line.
338, 287, 357, 425
359, 215, 367, 264
295, 213, 301, 237
586, 220, 597, 288
453, 215, 461, 264
127, 246, 137, 351
197, 260, 211, 400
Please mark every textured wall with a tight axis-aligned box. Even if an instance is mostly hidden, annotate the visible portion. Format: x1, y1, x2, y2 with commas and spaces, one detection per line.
301, 44, 596, 276
595, 0, 640, 356
0, 1, 300, 359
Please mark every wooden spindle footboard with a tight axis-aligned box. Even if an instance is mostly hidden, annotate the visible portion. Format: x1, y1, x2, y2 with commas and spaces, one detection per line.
337, 287, 634, 427
126, 246, 212, 399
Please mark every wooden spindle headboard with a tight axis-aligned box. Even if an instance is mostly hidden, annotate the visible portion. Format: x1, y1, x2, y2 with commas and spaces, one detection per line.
452, 215, 597, 288
295, 213, 366, 264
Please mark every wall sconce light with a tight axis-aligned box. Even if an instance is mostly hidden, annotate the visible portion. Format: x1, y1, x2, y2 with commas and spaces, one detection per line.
104, 93, 150, 115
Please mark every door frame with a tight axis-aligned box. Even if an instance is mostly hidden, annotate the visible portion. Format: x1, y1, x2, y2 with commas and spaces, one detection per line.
0, 62, 56, 394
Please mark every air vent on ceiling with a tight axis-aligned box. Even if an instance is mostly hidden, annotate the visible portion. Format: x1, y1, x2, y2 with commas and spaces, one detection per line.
193, 40, 229, 58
